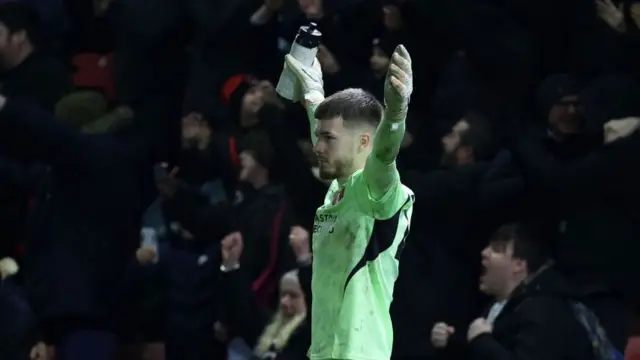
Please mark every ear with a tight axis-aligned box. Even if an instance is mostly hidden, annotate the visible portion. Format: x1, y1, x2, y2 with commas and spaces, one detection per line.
513, 259, 527, 274
359, 132, 373, 149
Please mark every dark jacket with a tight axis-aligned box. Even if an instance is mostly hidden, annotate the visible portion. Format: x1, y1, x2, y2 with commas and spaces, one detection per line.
130, 240, 226, 360
0, 100, 147, 329
511, 130, 640, 297
260, 105, 327, 230
156, 241, 221, 335
226, 184, 298, 309
159, 241, 220, 334
0, 51, 72, 112
468, 267, 595, 360
0, 277, 37, 360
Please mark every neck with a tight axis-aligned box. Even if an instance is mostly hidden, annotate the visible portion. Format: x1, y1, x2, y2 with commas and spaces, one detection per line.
250, 171, 269, 190
305, 10, 324, 20
240, 112, 258, 129
495, 274, 527, 301
337, 160, 365, 186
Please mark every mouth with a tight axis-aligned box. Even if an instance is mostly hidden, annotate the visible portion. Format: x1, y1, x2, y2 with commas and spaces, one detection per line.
479, 261, 488, 279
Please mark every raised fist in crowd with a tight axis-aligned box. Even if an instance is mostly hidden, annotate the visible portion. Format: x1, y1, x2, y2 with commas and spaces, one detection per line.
221, 232, 244, 267
289, 226, 311, 262
29, 341, 47, 360
136, 247, 157, 265
431, 322, 455, 348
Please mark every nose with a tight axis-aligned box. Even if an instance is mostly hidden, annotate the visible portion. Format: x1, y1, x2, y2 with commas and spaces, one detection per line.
313, 140, 324, 155
481, 246, 490, 258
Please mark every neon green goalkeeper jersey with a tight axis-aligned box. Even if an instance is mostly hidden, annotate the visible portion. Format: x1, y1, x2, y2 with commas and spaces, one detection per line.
310, 168, 414, 360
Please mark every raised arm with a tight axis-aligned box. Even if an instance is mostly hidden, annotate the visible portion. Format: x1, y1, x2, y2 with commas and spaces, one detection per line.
282, 54, 325, 145
364, 45, 413, 200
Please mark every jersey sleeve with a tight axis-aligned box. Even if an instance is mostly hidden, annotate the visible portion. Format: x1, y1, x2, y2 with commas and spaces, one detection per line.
350, 169, 413, 220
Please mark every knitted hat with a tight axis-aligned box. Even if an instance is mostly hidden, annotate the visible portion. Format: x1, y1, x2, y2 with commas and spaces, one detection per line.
536, 74, 580, 119
55, 90, 108, 129
221, 74, 255, 110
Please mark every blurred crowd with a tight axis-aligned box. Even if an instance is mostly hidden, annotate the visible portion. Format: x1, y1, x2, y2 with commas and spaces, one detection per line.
0, 0, 639, 360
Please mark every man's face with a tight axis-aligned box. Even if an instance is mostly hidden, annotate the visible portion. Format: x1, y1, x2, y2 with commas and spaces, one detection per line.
181, 113, 210, 150
0, 24, 24, 69
479, 240, 524, 296
313, 116, 368, 180
370, 46, 389, 78
441, 119, 470, 166
548, 95, 580, 135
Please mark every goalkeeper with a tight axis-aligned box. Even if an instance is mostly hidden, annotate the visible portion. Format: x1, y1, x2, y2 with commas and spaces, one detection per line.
279, 45, 415, 360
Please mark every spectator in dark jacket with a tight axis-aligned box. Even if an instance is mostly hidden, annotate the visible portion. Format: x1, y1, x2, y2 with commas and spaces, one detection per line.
0, 257, 40, 360
220, 217, 311, 360
0, 94, 148, 360
219, 217, 311, 360
134, 231, 227, 360
431, 223, 600, 360
219, 130, 298, 309
0, 2, 72, 281
392, 113, 517, 360
510, 75, 640, 351
0, 2, 72, 111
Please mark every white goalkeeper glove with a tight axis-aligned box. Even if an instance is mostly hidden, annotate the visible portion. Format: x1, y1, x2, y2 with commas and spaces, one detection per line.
384, 45, 413, 123
284, 54, 325, 108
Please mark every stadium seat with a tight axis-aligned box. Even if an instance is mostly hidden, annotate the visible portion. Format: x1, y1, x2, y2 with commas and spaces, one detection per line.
72, 53, 116, 102
627, 336, 640, 360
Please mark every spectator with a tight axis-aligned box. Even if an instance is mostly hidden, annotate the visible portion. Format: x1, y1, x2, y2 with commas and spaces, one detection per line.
431, 223, 599, 360
219, 130, 297, 309
0, 2, 72, 111
535, 74, 582, 139
0, 257, 43, 360
279, 0, 379, 93
259, 103, 327, 231
365, 35, 400, 102
0, 93, 149, 360
509, 75, 640, 350
158, 112, 238, 241
134, 228, 227, 360
220, 75, 285, 133
219, 228, 309, 360
392, 112, 511, 360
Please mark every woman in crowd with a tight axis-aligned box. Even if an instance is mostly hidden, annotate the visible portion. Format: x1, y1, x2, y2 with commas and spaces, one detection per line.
219, 229, 309, 360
